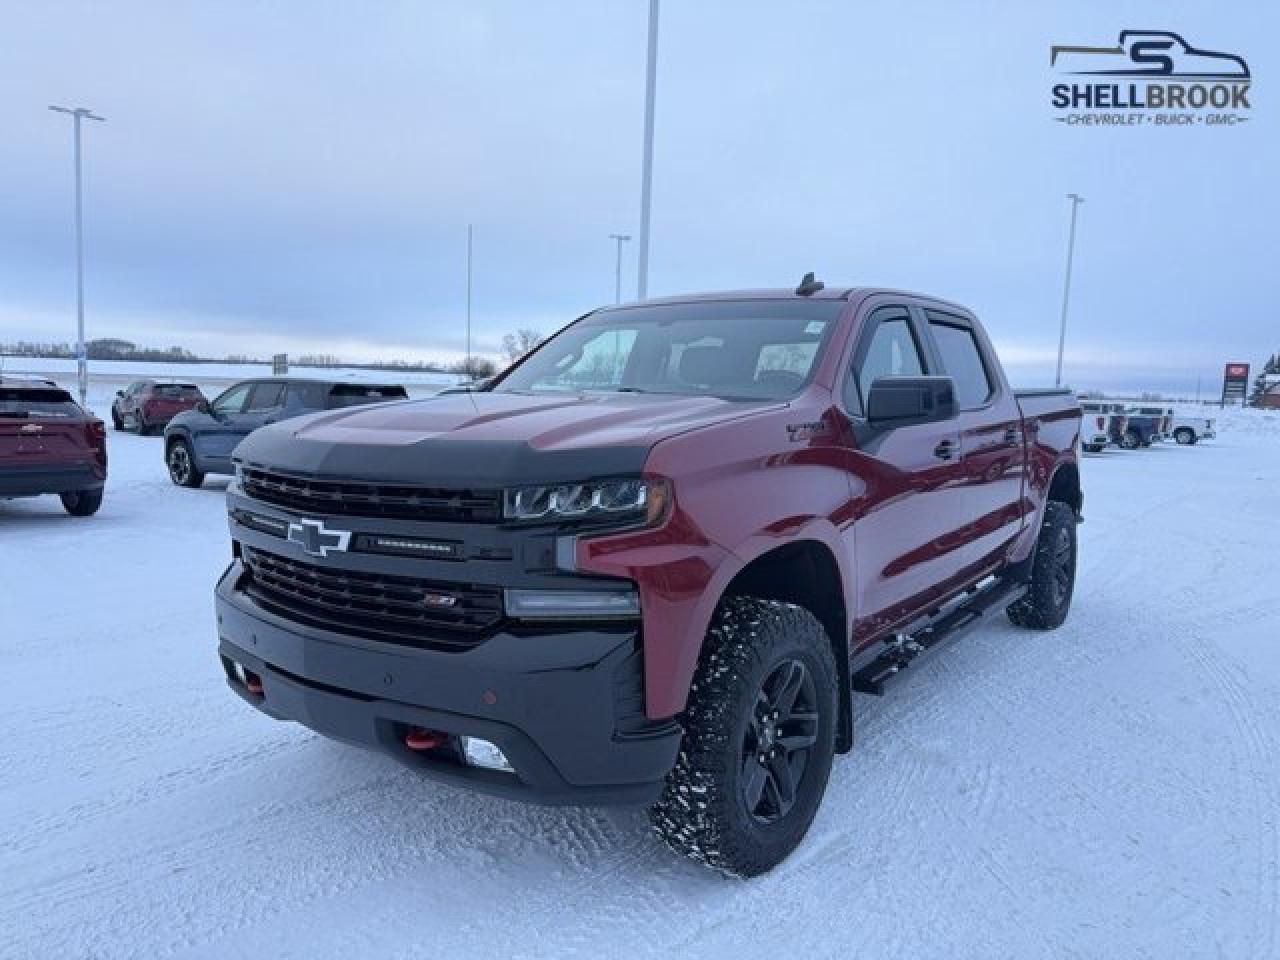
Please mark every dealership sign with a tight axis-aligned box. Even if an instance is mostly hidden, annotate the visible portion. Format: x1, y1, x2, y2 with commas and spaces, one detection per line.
1222, 362, 1250, 404
1051, 30, 1251, 127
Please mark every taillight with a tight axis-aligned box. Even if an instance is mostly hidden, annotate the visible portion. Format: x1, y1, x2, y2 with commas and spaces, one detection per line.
86, 420, 107, 468
1096, 415, 1105, 429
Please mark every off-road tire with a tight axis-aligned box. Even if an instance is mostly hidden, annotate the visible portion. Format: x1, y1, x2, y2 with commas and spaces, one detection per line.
167, 439, 204, 488
1007, 500, 1076, 630
1174, 427, 1194, 445
60, 489, 103, 517
649, 596, 838, 878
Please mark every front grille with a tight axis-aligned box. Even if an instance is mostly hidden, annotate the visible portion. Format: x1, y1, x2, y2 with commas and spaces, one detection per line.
241, 467, 500, 523
241, 546, 502, 649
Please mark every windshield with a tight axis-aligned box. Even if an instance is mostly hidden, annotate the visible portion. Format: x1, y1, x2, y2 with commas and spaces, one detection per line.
494, 300, 844, 401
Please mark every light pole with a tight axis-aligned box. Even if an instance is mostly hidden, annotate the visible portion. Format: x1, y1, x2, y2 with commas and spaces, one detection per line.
608, 233, 631, 303
1054, 193, 1084, 388
635, 0, 659, 300
465, 223, 473, 372
49, 105, 105, 407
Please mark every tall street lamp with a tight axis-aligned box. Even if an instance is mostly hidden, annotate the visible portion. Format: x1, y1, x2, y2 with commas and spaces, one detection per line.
635, 0, 659, 300
1055, 193, 1084, 388
608, 233, 631, 303
49, 105, 105, 407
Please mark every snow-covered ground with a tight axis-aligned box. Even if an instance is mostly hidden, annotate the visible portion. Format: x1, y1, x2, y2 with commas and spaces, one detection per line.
3, 394, 1279, 959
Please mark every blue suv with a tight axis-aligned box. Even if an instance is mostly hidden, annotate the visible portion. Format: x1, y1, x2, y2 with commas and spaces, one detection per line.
163, 378, 407, 487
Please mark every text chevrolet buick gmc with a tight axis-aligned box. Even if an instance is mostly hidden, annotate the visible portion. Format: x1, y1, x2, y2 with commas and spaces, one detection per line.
216, 281, 1083, 876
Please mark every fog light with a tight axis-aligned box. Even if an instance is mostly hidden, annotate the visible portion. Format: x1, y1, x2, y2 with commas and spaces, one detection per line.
460, 737, 514, 772
504, 588, 640, 620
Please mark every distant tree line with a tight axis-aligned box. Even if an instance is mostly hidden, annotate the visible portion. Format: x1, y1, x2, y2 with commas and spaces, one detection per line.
0, 329, 547, 380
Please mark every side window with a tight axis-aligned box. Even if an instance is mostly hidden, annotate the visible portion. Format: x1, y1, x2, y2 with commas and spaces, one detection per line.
926, 312, 993, 409
246, 382, 285, 411
852, 308, 926, 409
211, 383, 251, 415
284, 383, 315, 410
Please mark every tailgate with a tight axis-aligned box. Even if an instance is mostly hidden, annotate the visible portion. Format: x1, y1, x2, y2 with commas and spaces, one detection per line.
0, 417, 92, 463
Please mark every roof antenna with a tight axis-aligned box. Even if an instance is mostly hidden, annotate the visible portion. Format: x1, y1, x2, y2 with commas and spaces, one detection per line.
795, 271, 824, 296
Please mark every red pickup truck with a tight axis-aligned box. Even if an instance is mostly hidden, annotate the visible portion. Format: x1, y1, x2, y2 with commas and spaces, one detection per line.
217, 279, 1082, 875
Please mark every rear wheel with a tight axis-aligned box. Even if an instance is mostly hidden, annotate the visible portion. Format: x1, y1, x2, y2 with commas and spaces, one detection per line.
167, 439, 204, 488
1120, 430, 1140, 450
649, 596, 837, 877
1174, 427, 1194, 445
1007, 500, 1076, 630
60, 489, 103, 517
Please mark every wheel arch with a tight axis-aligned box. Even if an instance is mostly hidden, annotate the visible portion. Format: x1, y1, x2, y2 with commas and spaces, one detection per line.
720, 539, 854, 753
1047, 460, 1082, 516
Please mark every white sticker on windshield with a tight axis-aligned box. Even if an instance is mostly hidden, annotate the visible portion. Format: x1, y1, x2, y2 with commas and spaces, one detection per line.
804, 321, 827, 335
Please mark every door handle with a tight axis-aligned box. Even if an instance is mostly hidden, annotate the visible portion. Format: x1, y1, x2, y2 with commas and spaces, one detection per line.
933, 439, 958, 460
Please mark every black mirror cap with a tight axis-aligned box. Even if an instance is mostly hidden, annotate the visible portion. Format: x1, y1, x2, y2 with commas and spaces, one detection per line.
115, 390, 124, 397
866, 376, 958, 429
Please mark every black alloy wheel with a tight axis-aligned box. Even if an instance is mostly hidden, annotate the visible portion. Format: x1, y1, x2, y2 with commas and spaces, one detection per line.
741, 659, 819, 823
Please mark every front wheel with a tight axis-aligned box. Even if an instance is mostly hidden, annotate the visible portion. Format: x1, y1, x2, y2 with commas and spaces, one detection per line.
1174, 427, 1194, 445
1007, 500, 1076, 630
650, 597, 837, 877
111, 408, 124, 431
61, 489, 103, 517
167, 439, 205, 488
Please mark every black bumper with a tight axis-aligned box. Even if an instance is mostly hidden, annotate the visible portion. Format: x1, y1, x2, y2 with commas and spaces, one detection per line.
0, 463, 105, 497
215, 562, 681, 805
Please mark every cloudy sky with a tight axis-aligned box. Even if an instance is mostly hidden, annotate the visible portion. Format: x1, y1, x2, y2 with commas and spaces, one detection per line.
1, 0, 1275, 393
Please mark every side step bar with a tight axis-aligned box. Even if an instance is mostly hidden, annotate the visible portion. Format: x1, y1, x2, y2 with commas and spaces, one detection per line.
850, 576, 1029, 696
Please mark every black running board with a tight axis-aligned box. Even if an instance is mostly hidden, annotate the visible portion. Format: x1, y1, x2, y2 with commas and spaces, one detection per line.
850, 577, 1029, 696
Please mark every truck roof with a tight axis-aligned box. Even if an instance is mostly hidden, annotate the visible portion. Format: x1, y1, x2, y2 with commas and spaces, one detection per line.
595, 286, 974, 315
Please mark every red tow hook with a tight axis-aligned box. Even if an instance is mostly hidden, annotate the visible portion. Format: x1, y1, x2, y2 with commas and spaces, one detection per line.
404, 728, 448, 752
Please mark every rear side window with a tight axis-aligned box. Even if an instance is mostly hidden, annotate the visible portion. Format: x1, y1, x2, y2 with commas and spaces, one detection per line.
326, 385, 408, 408
853, 309, 926, 409
926, 313, 993, 410
246, 382, 285, 411
0, 388, 81, 417
284, 382, 320, 410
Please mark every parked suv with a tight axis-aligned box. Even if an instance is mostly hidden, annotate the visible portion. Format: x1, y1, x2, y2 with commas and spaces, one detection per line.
111, 380, 206, 434
0, 377, 107, 516
214, 282, 1082, 876
164, 378, 408, 488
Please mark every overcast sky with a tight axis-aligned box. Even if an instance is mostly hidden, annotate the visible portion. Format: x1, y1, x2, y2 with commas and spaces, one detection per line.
1, 0, 1275, 393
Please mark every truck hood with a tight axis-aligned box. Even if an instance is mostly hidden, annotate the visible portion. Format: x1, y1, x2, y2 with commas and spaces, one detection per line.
233, 391, 783, 485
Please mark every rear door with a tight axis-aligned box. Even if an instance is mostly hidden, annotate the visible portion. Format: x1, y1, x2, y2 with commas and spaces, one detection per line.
920, 309, 1028, 578
844, 304, 966, 641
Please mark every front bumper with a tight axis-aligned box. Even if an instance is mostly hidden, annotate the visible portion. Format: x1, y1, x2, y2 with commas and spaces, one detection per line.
215, 561, 682, 805
0, 462, 105, 497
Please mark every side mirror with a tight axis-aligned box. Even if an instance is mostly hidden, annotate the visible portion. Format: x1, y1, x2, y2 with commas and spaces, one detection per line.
115, 390, 124, 398
197, 400, 211, 415
866, 376, 958, 429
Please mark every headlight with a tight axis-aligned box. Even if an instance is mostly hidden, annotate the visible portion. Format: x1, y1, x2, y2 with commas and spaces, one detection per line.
503, 477, 669, 526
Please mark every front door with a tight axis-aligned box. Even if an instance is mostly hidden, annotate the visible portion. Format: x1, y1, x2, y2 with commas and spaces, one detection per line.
842, 304, 965, 644
192, 382, 253, 465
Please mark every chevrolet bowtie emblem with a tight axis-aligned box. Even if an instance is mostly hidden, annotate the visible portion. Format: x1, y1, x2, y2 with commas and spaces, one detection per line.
287, 518, 352, 558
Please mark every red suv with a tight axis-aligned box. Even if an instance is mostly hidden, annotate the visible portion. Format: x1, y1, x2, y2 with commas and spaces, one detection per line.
0, 377, 107, 516
111, 380, 206, 435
